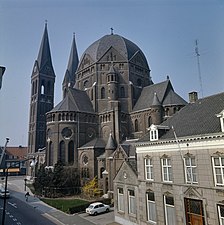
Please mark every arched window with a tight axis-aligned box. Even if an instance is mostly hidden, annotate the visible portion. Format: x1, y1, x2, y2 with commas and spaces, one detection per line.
135, 119, 138, 132
32, 82, 35, 95
148, 116, 152, 127
101, 87, 105, 99
100, 167, 105, 179
59, 141, 65, 163
68, 141, 74, 164
35, 80, 37, 94
49, 141, 54, 166
41, 80, 45, 94
120, 87, 125, 98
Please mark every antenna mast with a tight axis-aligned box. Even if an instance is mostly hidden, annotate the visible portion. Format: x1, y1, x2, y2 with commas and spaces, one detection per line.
195, 39, 204, 98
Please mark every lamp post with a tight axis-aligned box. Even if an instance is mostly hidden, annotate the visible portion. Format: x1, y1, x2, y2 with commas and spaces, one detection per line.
1, 157, 35, 225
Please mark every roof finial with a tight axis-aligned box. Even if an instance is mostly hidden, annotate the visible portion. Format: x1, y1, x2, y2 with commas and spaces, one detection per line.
45, 20, 48, 27
110, 27, 114, 35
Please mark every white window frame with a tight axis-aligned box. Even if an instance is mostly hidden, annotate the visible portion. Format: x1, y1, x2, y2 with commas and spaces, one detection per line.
184, 157, 198, 184
218, 204, 224, 225
146, 191, 157, 224
161, 158, 173, 182
145, 158, 153, 181
164, 195, 176, 225
150, 129, 158, 141
128, 189, 136, 215
117, 188, 124, 212
212, 156, 224, 186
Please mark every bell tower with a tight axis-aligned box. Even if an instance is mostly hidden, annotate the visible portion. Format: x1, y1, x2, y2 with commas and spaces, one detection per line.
28, 22, 55, 154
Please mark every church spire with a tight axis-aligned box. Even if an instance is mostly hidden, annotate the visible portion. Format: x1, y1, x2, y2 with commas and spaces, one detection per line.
63, 33, 79, 96
36, 21, 55, 76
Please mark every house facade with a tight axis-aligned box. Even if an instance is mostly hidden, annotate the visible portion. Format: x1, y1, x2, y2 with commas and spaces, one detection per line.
114, 92, 224, 225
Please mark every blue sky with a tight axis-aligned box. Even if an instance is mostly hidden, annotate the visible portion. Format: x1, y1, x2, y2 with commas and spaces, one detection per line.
0, 0, 224, 146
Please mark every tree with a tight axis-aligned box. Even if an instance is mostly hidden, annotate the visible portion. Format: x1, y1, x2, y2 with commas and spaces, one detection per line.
82, 177, 101, 198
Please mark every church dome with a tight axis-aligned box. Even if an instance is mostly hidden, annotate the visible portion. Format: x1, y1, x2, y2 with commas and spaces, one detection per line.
79, 34, 149, 69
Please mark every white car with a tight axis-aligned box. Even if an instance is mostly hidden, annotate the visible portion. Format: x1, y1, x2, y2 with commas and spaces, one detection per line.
86, 202, 110, 215
0, 188, 10, 198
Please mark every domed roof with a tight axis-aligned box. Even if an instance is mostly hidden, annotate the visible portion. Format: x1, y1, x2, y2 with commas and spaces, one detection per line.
79, 34, 149, 69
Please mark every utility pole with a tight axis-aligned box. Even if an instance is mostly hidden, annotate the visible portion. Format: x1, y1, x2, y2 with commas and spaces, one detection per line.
195, 40, 204, 98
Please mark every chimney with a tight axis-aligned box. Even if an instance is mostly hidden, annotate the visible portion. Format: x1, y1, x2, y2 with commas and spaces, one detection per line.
189, 91, 198, 103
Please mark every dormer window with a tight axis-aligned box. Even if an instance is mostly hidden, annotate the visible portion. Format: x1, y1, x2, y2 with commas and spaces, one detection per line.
150, 124, 158, 141
216, 110, 224, 132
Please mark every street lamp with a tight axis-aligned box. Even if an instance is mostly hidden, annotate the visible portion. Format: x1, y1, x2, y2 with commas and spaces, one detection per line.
1, 157, 36, 225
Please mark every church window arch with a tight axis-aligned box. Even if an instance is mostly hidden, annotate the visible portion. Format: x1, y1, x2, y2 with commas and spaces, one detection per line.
66, 113, 69, 121
59, 141, 66, 164
148, 116, 152, 128
68, 141, 74, 164
101, 87, 105, 99
49, 141, 54, 166
165, 108, 170, 117
135, 119, 139, 132
35, 80, 37, 94
41, 80, 45, 95
100, 167, 105, 179
31, 81, 35, 96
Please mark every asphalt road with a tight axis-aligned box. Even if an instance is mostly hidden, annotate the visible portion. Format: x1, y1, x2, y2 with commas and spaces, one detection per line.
0, 193, 57, 225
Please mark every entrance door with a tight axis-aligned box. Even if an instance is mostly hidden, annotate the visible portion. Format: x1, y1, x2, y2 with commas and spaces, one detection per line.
184, 198, 205, 225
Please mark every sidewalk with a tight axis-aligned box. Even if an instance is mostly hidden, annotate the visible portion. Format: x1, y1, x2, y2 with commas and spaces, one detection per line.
7, 176, 121, 225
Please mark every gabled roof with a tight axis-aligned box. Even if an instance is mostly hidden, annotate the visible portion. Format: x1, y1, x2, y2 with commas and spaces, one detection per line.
50, 87, 94, 113
5, 146, 28, 159
79, 138, 105, 149
132, 79, 187, 112
139, 92, 224, 142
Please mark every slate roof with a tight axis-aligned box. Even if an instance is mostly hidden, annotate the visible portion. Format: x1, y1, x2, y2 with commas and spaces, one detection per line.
120, 143, 136, 157
79, 34, 149, 69
139, 92, 224, 142
63, 34, 79, 87
36, 23, 55, 75
79, 138, 106, 149
132, 79, 187, 112
105, 133, 117, 150
50, 87, 94, 113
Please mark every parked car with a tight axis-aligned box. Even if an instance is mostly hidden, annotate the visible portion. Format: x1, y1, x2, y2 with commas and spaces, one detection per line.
86, 202, 110, 215
0, 187, 10, 198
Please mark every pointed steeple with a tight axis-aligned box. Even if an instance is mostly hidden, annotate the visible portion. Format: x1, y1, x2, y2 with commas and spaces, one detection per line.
63, 33, 79, 96
36, 21, 55, 76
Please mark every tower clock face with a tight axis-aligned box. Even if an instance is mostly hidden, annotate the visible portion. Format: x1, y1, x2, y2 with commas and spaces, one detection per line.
61, 127, 73, 139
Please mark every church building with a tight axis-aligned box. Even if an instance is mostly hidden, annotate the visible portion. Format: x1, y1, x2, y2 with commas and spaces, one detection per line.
28, 23, 187, 193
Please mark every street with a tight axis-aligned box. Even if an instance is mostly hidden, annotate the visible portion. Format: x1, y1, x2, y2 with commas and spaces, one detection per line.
0, 176, 120, 225
0, 193, 58, 225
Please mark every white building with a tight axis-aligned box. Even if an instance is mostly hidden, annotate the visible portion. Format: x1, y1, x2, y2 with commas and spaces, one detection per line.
114, 92, 224, 225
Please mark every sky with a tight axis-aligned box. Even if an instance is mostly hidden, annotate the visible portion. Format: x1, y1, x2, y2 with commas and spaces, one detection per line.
0, 0, 224, 147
